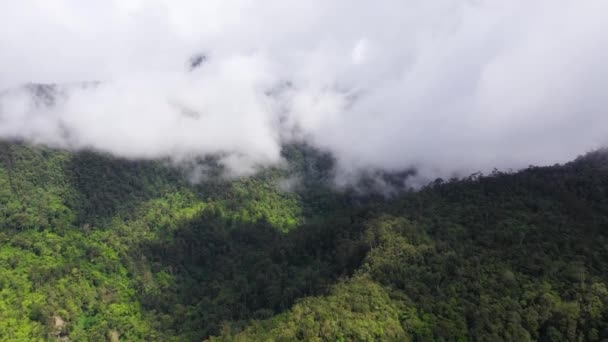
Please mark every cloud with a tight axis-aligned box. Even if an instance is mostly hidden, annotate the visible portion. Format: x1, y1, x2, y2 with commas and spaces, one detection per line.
1, 0, 607, 179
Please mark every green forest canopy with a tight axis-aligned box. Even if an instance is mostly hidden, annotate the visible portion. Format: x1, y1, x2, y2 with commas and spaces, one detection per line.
1, 141, 608, 341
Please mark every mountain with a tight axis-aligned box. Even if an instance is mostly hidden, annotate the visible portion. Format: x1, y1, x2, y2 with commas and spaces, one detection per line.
1, 141, 608, 341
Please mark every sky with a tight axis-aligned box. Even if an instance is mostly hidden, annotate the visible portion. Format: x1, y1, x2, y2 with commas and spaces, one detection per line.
1, 0, 607, 180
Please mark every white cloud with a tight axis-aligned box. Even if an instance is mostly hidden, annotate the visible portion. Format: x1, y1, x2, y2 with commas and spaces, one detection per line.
1, 0, 607, 178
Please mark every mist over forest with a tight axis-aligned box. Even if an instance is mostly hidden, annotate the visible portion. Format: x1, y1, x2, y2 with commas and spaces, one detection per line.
1, 1, 608, 341
2, 1, 608, 180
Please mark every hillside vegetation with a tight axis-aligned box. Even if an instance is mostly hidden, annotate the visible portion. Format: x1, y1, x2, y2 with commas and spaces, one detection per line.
1, 141, 608, 341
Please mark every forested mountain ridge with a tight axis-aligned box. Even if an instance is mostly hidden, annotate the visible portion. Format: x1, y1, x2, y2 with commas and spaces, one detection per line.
1, 141, 608, 341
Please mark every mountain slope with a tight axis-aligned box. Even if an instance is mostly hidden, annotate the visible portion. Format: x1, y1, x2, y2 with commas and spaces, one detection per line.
215, 151, 608, 342
1, 142, 608, 341
0, 142, 366, 341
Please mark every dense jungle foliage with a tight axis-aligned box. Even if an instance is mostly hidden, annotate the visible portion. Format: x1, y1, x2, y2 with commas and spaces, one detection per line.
1, 141, 608, 341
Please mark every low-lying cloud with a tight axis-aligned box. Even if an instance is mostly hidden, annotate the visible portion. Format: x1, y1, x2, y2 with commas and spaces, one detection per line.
1, 0, 607, 180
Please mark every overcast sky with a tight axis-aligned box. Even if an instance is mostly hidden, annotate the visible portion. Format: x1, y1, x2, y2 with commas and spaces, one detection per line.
1, 0, 607, 179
